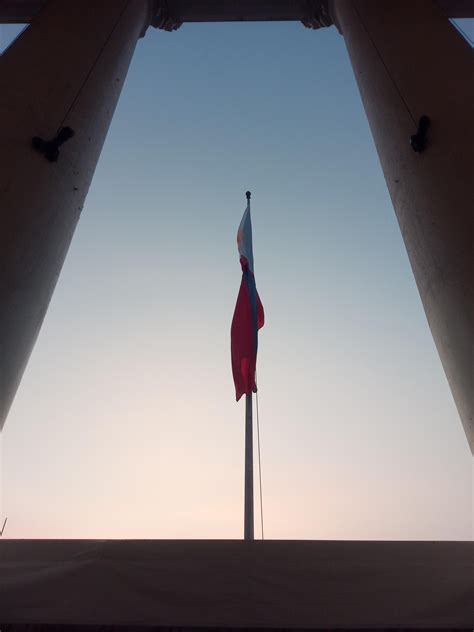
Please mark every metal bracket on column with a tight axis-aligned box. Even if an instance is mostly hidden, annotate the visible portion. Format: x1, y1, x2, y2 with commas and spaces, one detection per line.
151, 0, 182, 31
301, 0, 333, 29
410, 116, 431, 153
32, 126, 75, 162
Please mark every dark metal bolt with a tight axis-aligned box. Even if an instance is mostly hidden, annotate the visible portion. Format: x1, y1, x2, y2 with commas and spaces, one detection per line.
32, 126, 75, 162
410, 116, 430, 153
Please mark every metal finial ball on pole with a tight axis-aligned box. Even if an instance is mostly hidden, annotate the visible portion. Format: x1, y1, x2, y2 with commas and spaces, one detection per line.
246, 191, 251, 201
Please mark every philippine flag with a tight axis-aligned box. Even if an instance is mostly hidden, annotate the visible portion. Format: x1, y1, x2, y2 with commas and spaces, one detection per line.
231, 199, 264, 401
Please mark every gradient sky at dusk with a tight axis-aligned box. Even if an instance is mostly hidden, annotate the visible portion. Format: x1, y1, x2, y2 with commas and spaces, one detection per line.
1, 19, 472, 540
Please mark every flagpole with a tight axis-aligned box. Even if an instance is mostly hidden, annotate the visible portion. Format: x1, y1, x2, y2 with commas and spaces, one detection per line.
244, 392, 254, 540
244, 190, 254, 541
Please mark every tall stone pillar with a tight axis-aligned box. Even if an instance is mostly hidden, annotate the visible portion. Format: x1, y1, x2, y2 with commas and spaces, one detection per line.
331, 0, 473, 452
0, 0, 150, 430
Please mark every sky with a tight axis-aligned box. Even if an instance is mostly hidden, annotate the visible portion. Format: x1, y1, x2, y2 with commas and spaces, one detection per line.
1, 18, 472, 541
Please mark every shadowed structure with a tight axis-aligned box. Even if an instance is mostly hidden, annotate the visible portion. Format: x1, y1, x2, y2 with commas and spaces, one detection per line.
0, 539, 472, 628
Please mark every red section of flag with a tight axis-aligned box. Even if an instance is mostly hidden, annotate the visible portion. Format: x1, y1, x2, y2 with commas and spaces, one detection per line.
231, 266, 265, 402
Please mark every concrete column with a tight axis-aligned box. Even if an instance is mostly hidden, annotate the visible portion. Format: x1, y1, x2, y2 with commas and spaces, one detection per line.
0, 0, 150, 430
331, 0, 473, 452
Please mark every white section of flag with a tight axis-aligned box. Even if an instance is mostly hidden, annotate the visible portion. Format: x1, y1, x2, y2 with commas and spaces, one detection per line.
236, 202, 254, 273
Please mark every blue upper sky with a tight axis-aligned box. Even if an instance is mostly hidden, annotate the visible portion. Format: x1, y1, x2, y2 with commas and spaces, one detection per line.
1, 18, 472, 539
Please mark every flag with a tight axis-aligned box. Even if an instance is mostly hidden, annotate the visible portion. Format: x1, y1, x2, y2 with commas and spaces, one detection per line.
231, 199, 264, 401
